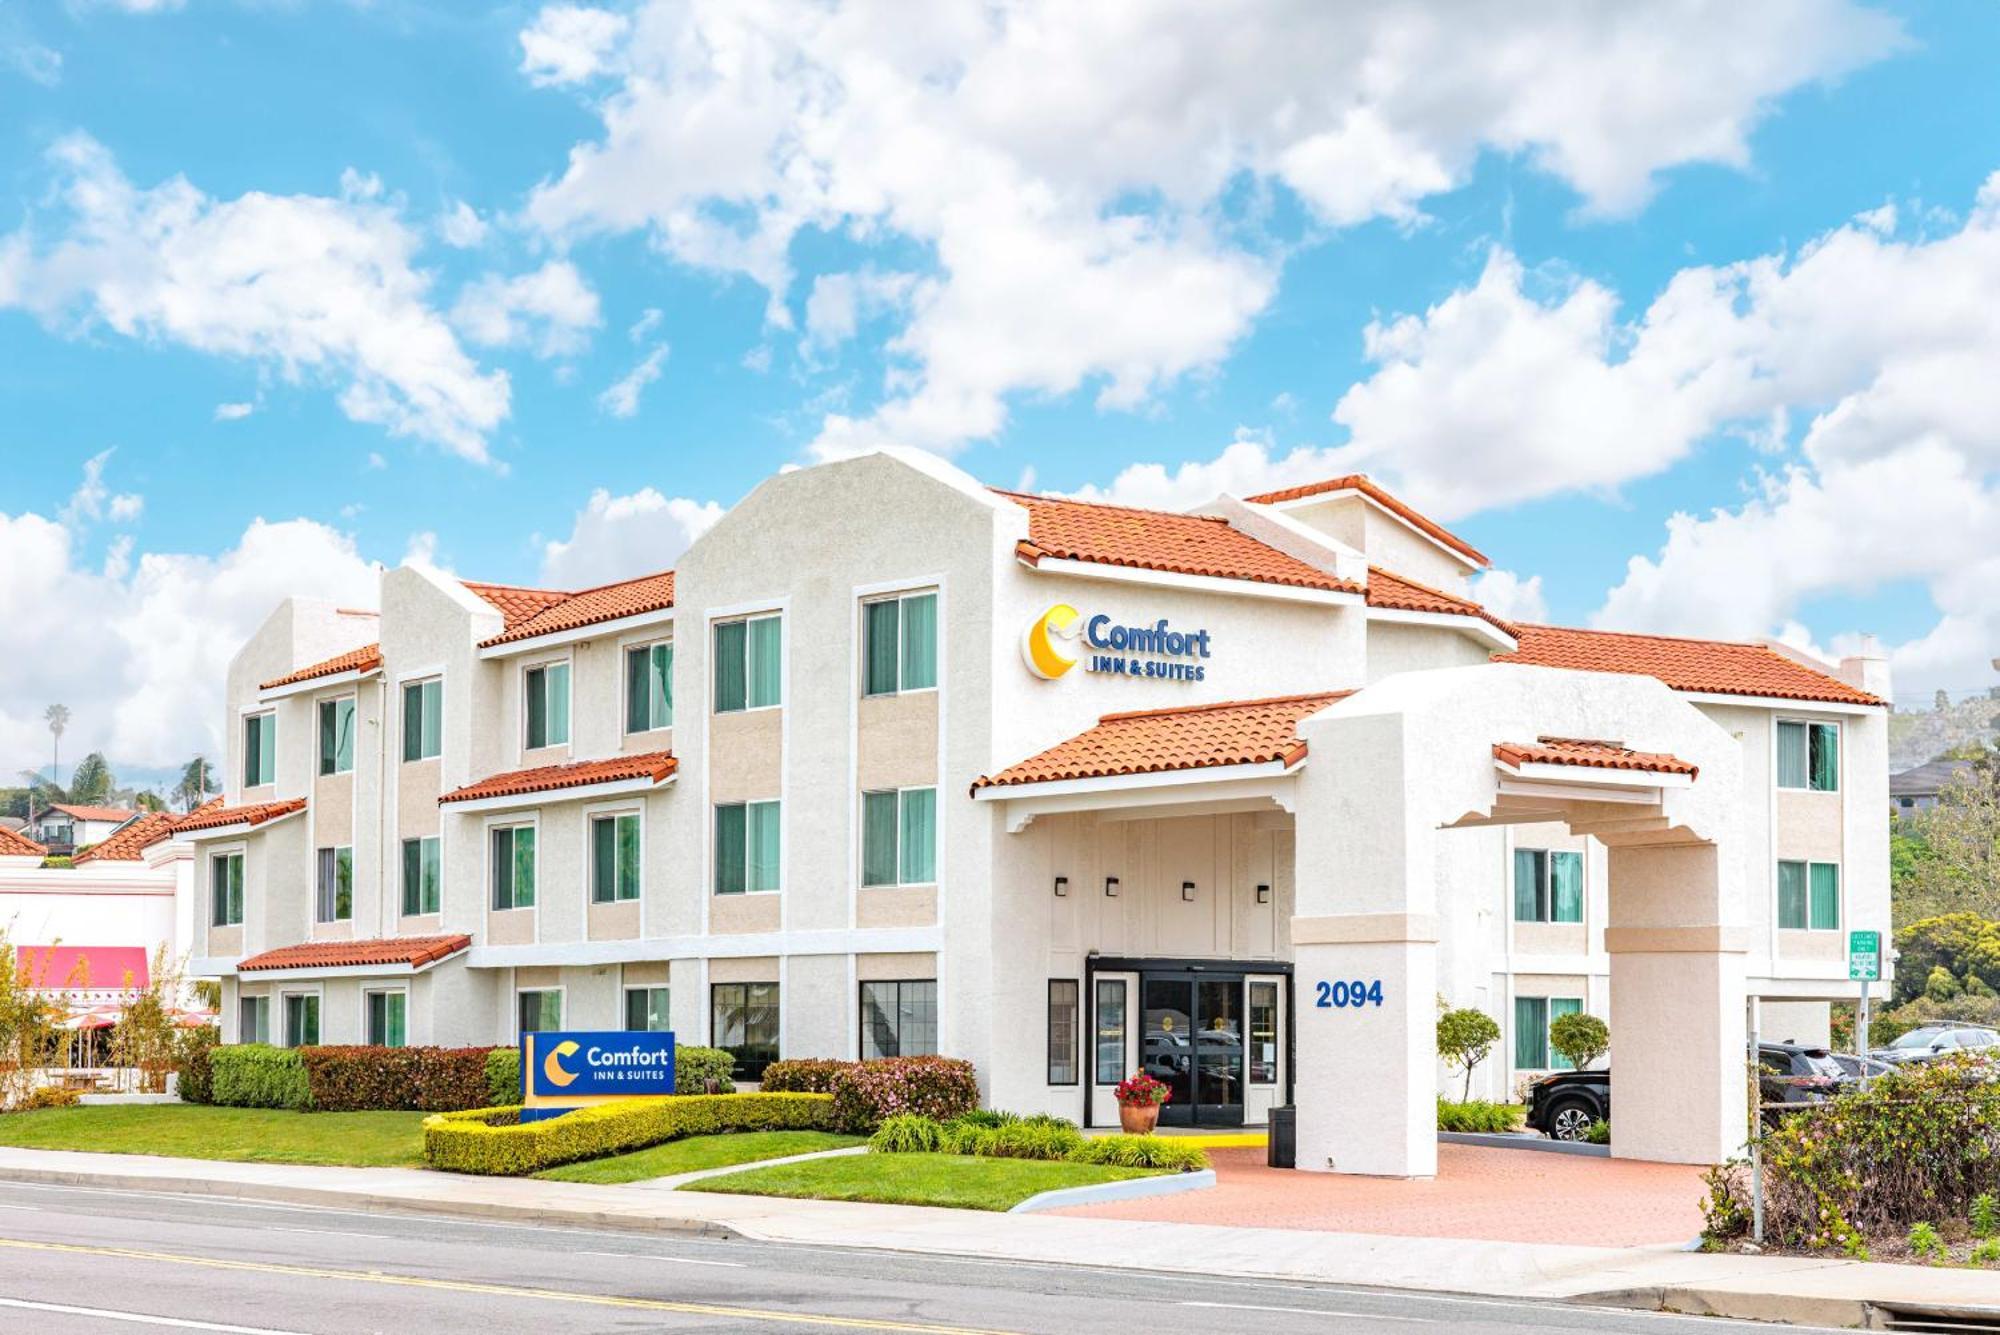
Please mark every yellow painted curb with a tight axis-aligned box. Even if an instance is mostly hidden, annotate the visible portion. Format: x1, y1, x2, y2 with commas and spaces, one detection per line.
1170, 1132, 1267, 1149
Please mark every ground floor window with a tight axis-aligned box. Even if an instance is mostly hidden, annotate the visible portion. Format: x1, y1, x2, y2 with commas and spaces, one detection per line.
517, 988, 562, 1041
1248, 981, 1279, 1084
1047, 979, 1079, 1085
624, 985, 670, 1033
365, 990, 407, 1047
239, 995, 269, 1045
711, 982, 779, 1080
859, 979, 937, 1059
1514, 995, 1582, 1070
1094, 979, 1127, 1084
283, 993, 319, 1047
1778, 860, 1840, 930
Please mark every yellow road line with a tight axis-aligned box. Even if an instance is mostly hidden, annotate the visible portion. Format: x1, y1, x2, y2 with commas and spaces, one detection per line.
0, 1235, 1017, 1334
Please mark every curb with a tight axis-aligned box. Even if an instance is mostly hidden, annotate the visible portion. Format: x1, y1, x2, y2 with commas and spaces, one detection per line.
1008, 1168, 1217, 1214
1438, 1132, 1608, 1157
1573, 1285, 1869, 1329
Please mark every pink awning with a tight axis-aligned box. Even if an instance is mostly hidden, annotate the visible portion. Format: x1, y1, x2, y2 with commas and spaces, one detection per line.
16, 946, 150, 992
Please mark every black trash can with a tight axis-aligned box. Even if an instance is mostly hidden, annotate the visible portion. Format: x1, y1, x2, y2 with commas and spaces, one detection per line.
1267, 1105, 1296, 1169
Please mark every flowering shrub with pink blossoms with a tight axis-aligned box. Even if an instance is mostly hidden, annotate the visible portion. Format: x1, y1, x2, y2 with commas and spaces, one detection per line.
827, 1056, 979, 1133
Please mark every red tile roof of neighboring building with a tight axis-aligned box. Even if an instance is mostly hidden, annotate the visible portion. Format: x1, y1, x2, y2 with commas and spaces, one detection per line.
1498, 624, 1883, 707
439, 752, 677, 805
997, 490, 1364, 595
171, 798, 307, 834
72, 811, 181, 864
464, 581, 572, 630
16, 945, 150, 990
479, 571, 676, 648
1244, 474, 1489, 568
259, 643, 384, 690
0, 826, 46, 858
1366, 567, 1516, 637
1494, 736, 1699, 779
974, 692, 1352, 791
237, 935, 471, 974
46, 803, 139, 823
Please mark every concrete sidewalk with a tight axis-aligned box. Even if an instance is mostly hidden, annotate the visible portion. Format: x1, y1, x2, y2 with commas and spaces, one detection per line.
0, 1146, 1992, 1329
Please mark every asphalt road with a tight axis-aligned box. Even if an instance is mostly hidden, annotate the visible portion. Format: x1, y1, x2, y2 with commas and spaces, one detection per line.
0, 1181, 1845, 1334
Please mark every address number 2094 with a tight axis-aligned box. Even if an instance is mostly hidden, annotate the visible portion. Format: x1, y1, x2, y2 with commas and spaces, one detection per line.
1315, 979, 1385, 1009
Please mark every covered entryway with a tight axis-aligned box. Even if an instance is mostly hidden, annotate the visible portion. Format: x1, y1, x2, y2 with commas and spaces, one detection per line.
1085, 956, 1291, 1127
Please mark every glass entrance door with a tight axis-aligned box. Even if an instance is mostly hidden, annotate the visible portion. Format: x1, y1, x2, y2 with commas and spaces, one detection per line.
1142, 976, 1194, 1126
1141, 973, 1245, 1126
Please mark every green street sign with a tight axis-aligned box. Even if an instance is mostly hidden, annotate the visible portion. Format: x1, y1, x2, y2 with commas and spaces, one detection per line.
1848, 929, 1882, 981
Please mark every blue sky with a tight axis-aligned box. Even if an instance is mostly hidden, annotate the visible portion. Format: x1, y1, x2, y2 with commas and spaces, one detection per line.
2, 1, 1996, 783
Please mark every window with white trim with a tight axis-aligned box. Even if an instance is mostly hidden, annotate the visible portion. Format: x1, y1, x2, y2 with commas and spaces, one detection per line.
591, 812, 642, 903
1514, 996, 1581, 1070
315, 845, 353, 922
283, 993, 320, 1047
862, 592, 937, 696
318, 697, 355, 776
243, 712, 275, 787
624, 986, 670, 1032
714, 800, 779, 894
402, 678, 442, 762
365, 990, 407, 1047
626, 641, 674, 733
401, 836, 441, 916
1777, 720, 1839, 792
210, 852, 244, 927
714, 614, 781, 712
1778, 860, 1840, 931
860, 787, 937, 887
491, 824, 537, 910
1512, 848, 1583, 923
516, 989, 561, 1041
238, 995, 270, 1044
525, 661, 571, 749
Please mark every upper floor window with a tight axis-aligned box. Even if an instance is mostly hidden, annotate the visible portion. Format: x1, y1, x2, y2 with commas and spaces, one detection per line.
1777, 720, 1838, 792
243, 712, 275, 787
401, 835, 441, 916
525, 662, 571, 749
626, 641, 674, 733
402, 678, 442, 762
861, 787, 937, 887
491, 823, 537, 910
591, 812, 642, 903
863, 592, 937, 696
714, 614, 781, 713
318, 697, 355, 776
1778, 859, 1840, 931
210, 851, 244, 927
714, 800, 780, 894
1512, 848, 1583, 924
315, 845, 353, 923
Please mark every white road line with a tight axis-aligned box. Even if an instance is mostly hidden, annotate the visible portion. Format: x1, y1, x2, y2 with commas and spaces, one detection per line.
1180, 1300, 1432, 1322
0, 1295, 310, 1334
576, 1249, 744, 1267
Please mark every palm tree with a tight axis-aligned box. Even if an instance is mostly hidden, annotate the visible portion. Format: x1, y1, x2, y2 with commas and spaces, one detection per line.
43, 703, 68, 790
175, 756, 217, 813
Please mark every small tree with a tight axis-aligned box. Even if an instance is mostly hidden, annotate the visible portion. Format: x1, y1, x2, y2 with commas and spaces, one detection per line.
1549, 1011, 1610, 1070
1437, 1006, 1501, 1101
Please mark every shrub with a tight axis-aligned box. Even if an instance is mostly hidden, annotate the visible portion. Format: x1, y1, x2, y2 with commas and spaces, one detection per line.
676, 1045, 737, 1095
1909, 1222, 1945, 1261
1975, 1192, 1999, 1239
828, 1056, 978, 1133
485, 1048, 519, 1106
1548, 1012, 1609, 1071
422, 1092, 833, 1175
758, 1059, 851, 1094
984, 1121, 1086, 1161
949, 1108, 1018, 1131
1435, 1097, 1523, 1133
870, 1113, 948, 1154
210, 1044, 310, 1110
1069, 1135, 1208, 1172
1974, 1238, 2000, 1266
174, 1026, 220, 1105
13, 1086, 80, 1112
408, 1047, 498, 1112
298, 1046, 417, 1111
1585, 1119, 1611, 1145
941, 1123, 997, 1156
1017, 1113, 1077, 1132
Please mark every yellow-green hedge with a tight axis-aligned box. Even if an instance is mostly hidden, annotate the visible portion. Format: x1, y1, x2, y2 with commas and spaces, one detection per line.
421, 1092, 834, 1175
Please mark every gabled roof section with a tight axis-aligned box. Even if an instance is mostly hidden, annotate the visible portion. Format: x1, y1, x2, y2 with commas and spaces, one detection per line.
45, 803, 139, 823
974, 691, 1351, 791
0, 826, 46, 858
439, 751, 677, 805
997, 490, 1363, 595
463, 581, 572, 631
172, 798, 307, 835
1244, 474, 1489, 568
1498, 624, 1883, 707
259, 642, 384, 691
1366, 567, 1515, 637
73, 811, 181, 864
1494, 736, 1699, 780
478, 570, 675, 648
238, 934, 471, 974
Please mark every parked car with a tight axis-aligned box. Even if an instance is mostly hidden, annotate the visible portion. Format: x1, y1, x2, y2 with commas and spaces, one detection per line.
1524, 1042, 1844, 1141
1828, 1050, 1894, 1080
1871, 1022, 2000, 1067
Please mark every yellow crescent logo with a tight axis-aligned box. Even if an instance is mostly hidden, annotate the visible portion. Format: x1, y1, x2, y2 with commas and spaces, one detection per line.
1023, 603, 1082, 679
543, 1039, 580, 1088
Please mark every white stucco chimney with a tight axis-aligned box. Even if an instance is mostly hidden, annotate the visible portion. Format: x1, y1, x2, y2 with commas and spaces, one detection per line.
1838, 635, 1893, 701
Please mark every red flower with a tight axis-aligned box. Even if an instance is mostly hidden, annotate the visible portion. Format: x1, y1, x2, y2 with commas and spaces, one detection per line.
1114, 1071, 1171, 1107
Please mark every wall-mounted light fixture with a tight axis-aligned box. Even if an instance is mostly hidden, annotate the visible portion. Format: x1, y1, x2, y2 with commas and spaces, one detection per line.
1256, 883, 1271, 904
1053, 876, 1069, 897
1104, 876, 1120, 898
1181, 880, 1197, 902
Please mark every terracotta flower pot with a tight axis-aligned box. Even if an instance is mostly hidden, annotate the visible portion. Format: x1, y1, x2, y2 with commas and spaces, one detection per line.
1119, 1100, 1161, 1134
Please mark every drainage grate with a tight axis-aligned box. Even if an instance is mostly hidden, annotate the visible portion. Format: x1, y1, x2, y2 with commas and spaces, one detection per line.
1877, 1305, 2000, 1333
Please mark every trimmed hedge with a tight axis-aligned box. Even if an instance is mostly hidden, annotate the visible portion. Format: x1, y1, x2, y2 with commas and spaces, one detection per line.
210, 1044, 310, 1110
297, 1046, 495, 1113
758, 1059, 850, 1094
174, 1026, 220, 1105
485, 1048, 519, 1106
829, 1056, 979, 1133
675, 1045, 737, 1095
422, 1092, 834, 1175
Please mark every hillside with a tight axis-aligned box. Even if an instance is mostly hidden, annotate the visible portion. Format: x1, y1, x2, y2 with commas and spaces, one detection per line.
1892, 693, 2000, 771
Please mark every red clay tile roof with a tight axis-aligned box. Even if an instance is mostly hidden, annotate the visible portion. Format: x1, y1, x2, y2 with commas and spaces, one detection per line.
998, 490, 1363, 595
1494, 736, 1699, 779
479, 571, 675, 648
259, 643, 384, 690
0, 826, 46, 857
46, 803, 139, 823
463, 581, 572, 631
1244, 474, 1489, 568
1498, 624, 1883, 707
171, 798, 307, 834
238, 934, 471, 974
1366, 567, 1515, 637
439, 751, 677, 805
72, 811, 181, 864
974, 692, 1351, 791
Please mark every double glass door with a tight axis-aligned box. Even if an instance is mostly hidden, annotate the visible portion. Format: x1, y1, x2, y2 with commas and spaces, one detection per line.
1142, 973, 1245, 1126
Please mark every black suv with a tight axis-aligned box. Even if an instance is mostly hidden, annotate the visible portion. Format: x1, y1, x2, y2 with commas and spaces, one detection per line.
1523, 1042, 1844, 1141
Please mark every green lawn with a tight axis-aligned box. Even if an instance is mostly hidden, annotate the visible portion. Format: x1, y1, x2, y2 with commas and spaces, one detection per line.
681, 1152, 1163, 1212
0, 1105, 427, 1167
536, 1131, 865, 1184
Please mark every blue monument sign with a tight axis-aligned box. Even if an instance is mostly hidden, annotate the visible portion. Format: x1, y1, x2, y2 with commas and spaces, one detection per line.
520, 1030, 675, 1119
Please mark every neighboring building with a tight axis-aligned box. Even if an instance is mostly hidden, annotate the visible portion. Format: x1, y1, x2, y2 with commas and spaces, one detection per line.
1890, 758, 1975, 812
32, 803, 141, 856
185, 451, 1890, 1173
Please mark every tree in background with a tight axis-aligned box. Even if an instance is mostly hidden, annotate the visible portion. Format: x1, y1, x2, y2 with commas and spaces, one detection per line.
174, 757, 218, 813
1894, 769, 2000, 924
1549, 1011, 1610, 1070
1437, 1004, 1502, 1102
65, 753, 114, 806
133, 792, 166, 813
42, 704, 68, 791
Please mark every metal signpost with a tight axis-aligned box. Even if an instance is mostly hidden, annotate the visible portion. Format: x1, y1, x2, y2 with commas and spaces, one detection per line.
1849, 930, 1881, 1087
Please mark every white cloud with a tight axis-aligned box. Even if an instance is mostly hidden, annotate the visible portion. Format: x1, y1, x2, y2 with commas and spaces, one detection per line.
4, 39, 60, 86
213, 401, 254, 421
598, 343, 668, 418
538, 486, 725, 587
628, 307, 662, 341
450, 259, 602, 358
1, 133, 511, 463
1071, 429, 1349, 511
803, 269, 917, 351
59, 449, 143, 526
521, 0, 1896, 458
1470, 570, 1549, 625
438, 200, 489, 249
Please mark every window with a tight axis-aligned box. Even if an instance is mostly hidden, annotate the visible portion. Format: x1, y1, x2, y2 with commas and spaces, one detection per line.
1779, 860, 1841, 930
1047, 979, 1079, 1085
860, 979, 938, 1059
524, 662, 571, 749
283, 993, 320, 1048
1777, 720, 1839, 791
318, 697, 355, 776
1513, 996, 1582, 1070
863, 592, 938, 696
401, 836, 441, 916
624, 986, 670, 1033
626, 641, 674, 733
591, 812, 642, 903
516, 989, 562, 1041
491, 824, 537, 910
1248, 982, 1279, 1084
402, 678, 442, 762
714, 800, 780, 894
238, 995, 269, 1045
861, 787, 937, 887
243, 712, 275, 787
1095, 979, 1128, 1084
315, 845, 353, 922
365, 990, 407, 1047
710, 982, 779, 1080
714, 614, 782, 713
210, 852, 244, 927
1512, 849, 1583, 923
